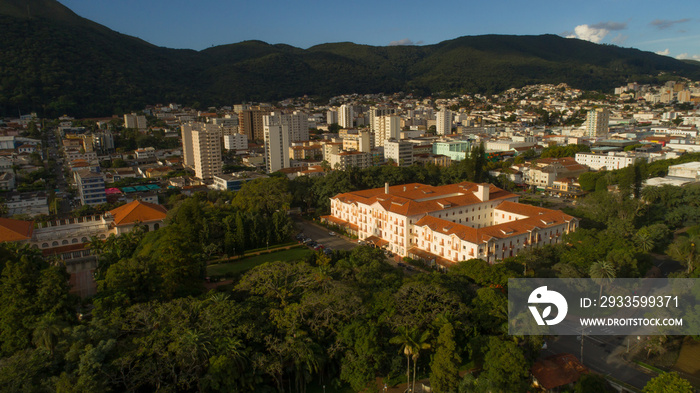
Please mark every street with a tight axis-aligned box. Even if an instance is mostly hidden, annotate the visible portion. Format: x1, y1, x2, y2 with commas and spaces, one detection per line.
544, 333, 653, 390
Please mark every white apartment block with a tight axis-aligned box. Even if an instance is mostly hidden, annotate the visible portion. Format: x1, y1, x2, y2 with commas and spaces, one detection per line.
327, 109, 339, 125
436, 109, 452, 136
384, 140, 414, 166
124, 113, 147, 130
339, 105, 354, 128
323, 182, 578, 266
374, 115, 401, 147
575, 152, 646, 171
328, 151, 372, 170
264, 113, 291, 173
584, 108, 609, 137
224, 133, 249, 151
181, 122, 223, 180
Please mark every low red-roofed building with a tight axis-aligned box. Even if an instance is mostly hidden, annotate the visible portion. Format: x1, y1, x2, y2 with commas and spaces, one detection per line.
323, 181, 578, 267
0, 200, 168, 297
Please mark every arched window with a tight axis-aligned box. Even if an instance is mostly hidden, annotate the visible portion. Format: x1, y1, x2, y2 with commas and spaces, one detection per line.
72, 238, 78, 243
62, 240, 69, 245
52, 241, 59, 247
154, 223, 160, 230
81, 237, 88, 242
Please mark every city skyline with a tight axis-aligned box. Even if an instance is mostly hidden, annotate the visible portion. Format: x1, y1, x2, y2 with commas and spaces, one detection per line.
59, 0, 700, 60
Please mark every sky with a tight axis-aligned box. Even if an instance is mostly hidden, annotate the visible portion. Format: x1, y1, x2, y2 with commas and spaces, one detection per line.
59, 0, 700, 60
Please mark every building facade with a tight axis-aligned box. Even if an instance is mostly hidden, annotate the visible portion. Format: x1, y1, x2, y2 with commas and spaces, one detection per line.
181, 123, 223, 180
74, 169, 107, 206
436, 109, 452, 136
323, 182, 578, 268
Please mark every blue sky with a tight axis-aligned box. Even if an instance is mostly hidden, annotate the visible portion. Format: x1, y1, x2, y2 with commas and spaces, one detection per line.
60, 0, 700, 60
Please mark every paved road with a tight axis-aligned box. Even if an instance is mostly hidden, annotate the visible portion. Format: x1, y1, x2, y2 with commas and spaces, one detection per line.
544, 332, 654, 390
294, 218, 358, 252
293, 218, 415, 272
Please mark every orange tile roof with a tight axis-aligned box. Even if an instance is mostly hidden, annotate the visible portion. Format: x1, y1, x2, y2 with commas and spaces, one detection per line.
413, 201, 575, 244
0, 217, 34, 242
109, 200, 167, 226
332, 182, 517, 217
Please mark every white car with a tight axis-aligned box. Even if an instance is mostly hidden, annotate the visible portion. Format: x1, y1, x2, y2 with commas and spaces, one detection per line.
328, 231, 336, 236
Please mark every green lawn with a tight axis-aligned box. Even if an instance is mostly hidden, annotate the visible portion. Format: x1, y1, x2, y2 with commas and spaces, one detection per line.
207, 247, 313, 277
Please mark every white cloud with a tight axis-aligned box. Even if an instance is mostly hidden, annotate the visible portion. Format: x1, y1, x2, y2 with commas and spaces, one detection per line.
566, 21, 627, 43
571, 24, 609, 43
388, 38, 423, 46
676, 53, 700, 60
656, 48, 670, 56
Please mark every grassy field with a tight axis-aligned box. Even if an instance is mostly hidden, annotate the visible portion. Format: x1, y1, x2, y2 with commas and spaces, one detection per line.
207, 247, 313, 277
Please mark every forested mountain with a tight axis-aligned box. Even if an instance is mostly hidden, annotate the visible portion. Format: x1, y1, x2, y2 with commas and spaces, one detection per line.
2, 0, 700, 117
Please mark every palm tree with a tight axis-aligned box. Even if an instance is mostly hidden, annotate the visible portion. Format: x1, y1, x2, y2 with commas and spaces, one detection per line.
590, 260, 617, 299
635, 232, 655, 253
390, 327, 431, 393
668, 235, 700, 274
389, 327, 413, 391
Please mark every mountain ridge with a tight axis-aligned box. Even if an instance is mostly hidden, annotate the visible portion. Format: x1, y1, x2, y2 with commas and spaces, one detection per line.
1, 0, 699, 117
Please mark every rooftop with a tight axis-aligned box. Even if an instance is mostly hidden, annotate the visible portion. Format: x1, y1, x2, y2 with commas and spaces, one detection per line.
109, 200, 167, 226
0, 217, 34, 242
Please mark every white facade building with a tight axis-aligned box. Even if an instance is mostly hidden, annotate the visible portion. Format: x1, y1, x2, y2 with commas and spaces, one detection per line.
339, 105, 354, 128
323, 182, 578, 266
584, 108, 610, 137
575, 152, 645, 171
224, 133, 249, 151
436, 109, 452, 136
384, 140, 414, 166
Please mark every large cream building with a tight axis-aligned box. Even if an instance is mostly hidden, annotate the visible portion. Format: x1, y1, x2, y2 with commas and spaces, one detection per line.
323, 182, 577, 267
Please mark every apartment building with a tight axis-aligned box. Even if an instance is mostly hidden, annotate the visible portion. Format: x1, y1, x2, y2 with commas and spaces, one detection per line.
323, 182, 577, 267
339, 104, 354, 128
181, 123, 223, 180
384, 140, 414, 166
574, 151, 645, 171
436, 109, 452, 136
328, 151, 372, 170
584, 108, 610, 137
522, 157, 588, 188
74, 169, 107, 206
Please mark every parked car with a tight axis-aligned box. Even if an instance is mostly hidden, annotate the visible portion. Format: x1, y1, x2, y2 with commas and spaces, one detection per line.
328, 231, 336, 236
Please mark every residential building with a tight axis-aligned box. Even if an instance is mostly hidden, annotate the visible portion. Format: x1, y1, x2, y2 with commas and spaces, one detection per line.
384, 140, 414, 166
522, 157, 588, 188
74, 169, 107, 206
575, 151, 645, 171
124, 113, 147, 130
436, 109, 452, 135
339, 104, 354, 128
263, 112, 308, 173
322, 182, 578, 266
327, 109, 339, 125
584, 108, 610, 137
223, 133, 248, 151
239, 108, 269, 141
4, 191, 49, 216
181, 123, 223, 180
328, 151, 372, 170
375, 115, 401, 147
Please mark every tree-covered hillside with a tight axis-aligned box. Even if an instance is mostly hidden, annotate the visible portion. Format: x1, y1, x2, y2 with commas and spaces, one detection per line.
2, 0, 700, 118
